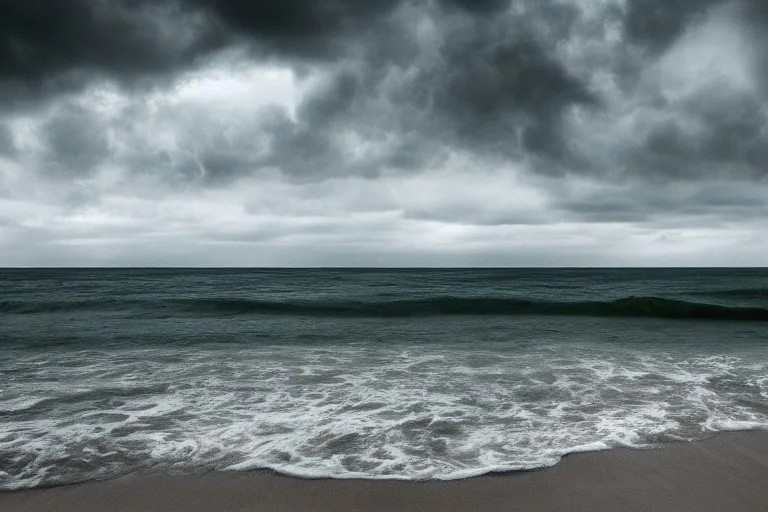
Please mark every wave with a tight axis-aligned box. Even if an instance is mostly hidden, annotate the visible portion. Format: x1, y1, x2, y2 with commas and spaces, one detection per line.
692, 288, 768, 300
3, 296, 768, 321
0, 299, 138, 315
172, 296, 768, 321
3, 341, 768, 489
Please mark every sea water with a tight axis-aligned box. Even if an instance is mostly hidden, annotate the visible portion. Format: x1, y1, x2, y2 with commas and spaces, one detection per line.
1, 268, 767, 488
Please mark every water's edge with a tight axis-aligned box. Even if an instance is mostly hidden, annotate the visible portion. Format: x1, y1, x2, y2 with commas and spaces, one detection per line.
5, 429, 767, 492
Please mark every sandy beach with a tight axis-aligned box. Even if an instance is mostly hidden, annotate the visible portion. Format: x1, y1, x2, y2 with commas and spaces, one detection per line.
2, 430, 767, 512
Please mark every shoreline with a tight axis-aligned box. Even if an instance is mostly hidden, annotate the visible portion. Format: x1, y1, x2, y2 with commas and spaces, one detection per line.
3, 430, 768, 511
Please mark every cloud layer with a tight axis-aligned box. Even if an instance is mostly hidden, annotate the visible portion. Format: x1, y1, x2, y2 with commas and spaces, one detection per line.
1, 0, 767, 265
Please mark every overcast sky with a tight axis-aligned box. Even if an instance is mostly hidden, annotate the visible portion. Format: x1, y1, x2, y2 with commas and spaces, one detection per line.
1, 0, 767, 266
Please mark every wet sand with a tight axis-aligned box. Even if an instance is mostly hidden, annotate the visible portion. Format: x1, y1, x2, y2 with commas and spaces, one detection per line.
2, 431, 768, 512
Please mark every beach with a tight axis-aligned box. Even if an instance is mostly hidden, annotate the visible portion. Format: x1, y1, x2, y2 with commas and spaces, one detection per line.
3, 269, 768, 506
3, 431, 767, 512
4, 0, 768, 504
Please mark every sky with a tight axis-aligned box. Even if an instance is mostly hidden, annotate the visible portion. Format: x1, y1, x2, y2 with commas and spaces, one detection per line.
1, 0, 767, 266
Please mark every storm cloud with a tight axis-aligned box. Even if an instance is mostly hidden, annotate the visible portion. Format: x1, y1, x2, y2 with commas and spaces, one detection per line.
1, 0, 767, 265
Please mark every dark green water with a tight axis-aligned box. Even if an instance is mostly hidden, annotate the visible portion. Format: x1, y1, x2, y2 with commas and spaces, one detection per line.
1, 268, 767, 488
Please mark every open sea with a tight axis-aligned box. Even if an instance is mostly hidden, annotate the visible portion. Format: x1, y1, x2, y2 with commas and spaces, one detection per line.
1, 268, 768, 489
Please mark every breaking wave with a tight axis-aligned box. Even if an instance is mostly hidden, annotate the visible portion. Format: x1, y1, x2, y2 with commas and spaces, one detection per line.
3, 296, 768, 321
2, 344, 768, 489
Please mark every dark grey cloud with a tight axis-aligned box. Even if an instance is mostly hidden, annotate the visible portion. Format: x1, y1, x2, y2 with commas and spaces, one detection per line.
637, 91, 768, 180
438, 0, 510, 15
191, 0, 401, 58
0, 0, 402, 108
3, 0, 768, 225
5, 0, 766, 180
244, 1, 597, 179
623, 0, 768, 73
430, 32, 595, 159
260, 68, 443, 179
0, 0, 220, 107
10, 0, 765, 189
573, 0, 768, 188
111, 103, 281, 186
555, 179, 768, 226
41, 103, 111, 177
0, 123, 14, 155
623, 0, 719, 51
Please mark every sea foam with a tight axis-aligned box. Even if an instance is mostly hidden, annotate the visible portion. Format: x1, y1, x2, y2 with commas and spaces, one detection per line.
2, 342, 767, 489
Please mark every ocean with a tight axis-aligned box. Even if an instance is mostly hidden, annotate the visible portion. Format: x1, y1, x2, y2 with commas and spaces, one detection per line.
1, 268, 768, 489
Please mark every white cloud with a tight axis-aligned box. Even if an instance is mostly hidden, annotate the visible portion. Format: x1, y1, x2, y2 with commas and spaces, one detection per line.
3, 156, 768, 265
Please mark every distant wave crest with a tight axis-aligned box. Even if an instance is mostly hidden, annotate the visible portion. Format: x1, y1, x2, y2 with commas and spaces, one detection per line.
3, 296, 768, 321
